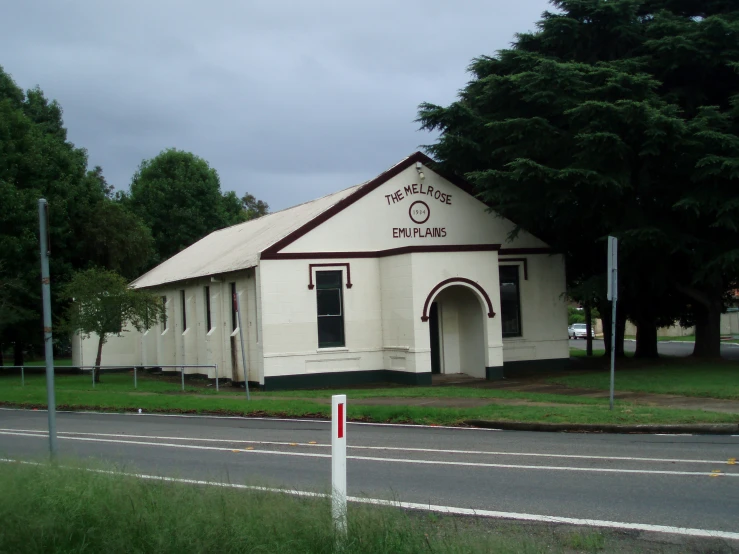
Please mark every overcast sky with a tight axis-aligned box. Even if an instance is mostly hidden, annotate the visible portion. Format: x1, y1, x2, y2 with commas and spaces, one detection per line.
1, 0, 550, 211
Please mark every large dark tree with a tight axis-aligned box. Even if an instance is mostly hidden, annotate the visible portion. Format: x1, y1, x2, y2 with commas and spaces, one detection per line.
418, 0, 739, 358
125, 149, 247, 264
0, 66, 154, 364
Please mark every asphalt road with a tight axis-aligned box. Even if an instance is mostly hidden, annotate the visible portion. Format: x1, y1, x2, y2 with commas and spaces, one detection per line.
569, 338, 739, 360
1, 409, 738, 535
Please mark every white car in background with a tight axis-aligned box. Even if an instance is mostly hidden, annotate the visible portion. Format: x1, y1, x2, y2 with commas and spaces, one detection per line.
568, 323, 593, 339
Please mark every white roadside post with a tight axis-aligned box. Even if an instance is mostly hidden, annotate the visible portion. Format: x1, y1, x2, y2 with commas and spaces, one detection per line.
332, 394, 347, 536
607, 236, 618, 411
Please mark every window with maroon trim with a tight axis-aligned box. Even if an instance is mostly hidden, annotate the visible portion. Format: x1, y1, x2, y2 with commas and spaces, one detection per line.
316, 271, 345, 348
499, 265, 522, 338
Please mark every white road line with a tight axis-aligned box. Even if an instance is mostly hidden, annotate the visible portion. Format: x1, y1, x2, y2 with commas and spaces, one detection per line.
1, 430, 736, 477
1, 458, 737, 541
1, 428, 733, 466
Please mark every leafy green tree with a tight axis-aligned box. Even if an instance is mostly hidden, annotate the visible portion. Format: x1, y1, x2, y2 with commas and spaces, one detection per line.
418, 0, 739, 359
241, 192, 270, 220
0, 261, 35, 366
222, 190, 248, 227
126, 149, 246, 263
63, 268, 163, 381
0, 66, 155, 363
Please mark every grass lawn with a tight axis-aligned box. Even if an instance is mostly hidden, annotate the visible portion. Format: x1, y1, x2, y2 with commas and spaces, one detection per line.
0, 372, 736, 426
549, 360, 739, 400
569, 348, 636, 358
570, 348, 606, 358
1, 460, 684, 554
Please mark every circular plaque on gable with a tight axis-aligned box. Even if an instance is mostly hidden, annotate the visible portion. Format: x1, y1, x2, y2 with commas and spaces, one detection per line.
409, 200, 430, 224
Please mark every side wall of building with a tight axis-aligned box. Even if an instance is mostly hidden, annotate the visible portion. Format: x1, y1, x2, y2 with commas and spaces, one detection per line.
499, 253, 569, 368
76, 270, 263, 383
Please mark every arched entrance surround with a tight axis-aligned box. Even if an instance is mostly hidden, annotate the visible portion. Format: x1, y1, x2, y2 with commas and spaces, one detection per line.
421, 278, 495, 377
421, 278, 495, 322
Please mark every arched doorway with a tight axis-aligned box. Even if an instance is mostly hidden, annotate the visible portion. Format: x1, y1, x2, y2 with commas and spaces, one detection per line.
428, 285, 486, 376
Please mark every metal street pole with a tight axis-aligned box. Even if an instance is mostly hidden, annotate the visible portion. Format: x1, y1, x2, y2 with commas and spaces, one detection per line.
38, 199, 58, 457
607, 236, 618, 411
235, 291, 250, 400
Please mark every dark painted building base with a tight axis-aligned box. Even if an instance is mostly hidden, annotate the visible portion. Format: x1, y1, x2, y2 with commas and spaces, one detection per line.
262, 369, 432, 392
500, 357, 570, 378
485, 366, 505, 380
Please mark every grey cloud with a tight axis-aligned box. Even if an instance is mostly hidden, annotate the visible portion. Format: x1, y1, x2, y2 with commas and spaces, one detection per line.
1, 0, 551, 209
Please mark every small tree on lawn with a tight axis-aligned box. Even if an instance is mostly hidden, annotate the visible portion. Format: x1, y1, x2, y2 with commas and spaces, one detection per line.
63, 268, 163, 382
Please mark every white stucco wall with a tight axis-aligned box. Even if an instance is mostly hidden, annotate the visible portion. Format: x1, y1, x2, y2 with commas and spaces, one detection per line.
77, 271, 261, 382
379, 254, 415, 372
280, 164, 548, 254
74, 324, 142, 368
499, 254, 569, 363
259, 258, 385, 378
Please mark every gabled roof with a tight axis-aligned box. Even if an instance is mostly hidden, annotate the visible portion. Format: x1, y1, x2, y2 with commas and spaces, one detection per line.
130, 181, 365, 289
131, 152, 444, 289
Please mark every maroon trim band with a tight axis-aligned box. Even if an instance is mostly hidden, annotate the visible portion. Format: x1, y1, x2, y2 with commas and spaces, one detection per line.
308, 263, 352, 290
498, 257, 528, 280
263, 244, 501, 261
421, 278, 496, 322
498, 247, 552, 255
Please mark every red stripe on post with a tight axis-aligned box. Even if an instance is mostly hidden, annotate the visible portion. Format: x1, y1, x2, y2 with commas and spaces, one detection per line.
338, 403, 344, 438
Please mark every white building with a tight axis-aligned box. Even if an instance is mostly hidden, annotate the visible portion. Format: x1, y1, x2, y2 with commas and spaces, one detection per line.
74, 153, 569, 390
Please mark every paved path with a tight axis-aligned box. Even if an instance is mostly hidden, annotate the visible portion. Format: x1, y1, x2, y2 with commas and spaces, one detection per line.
1, 409, 738, 536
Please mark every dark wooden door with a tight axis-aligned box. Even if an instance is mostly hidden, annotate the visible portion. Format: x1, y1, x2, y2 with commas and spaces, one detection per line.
429, 302, 441, 374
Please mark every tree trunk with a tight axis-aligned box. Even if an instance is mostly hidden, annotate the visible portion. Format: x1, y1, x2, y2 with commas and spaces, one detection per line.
634, 316, 659, 359
94, 335, 104, 383
585, 303, 593, 357
693, 301, 722, 358
676, 284, 723, 359
601, 302, 626, 357
615, 307, 626, 358
13, 340, 23, 367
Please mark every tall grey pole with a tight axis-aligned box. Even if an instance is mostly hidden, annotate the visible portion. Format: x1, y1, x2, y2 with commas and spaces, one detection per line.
607, 236, 618, 411
610, 299, 617, 411
235, 292, 250, 400
38, 199, 58, 457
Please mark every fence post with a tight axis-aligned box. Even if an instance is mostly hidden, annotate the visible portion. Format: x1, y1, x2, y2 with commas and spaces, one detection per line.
332, 394, 347, 537
134, 366, 138, 389
215, 364, 219, 392
181, 365, 185, 391
21, 366, 24, 387
92, 366, 95, 389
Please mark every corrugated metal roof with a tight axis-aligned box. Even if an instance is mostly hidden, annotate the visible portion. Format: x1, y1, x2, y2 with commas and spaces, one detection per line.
130, 182, 366, 289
